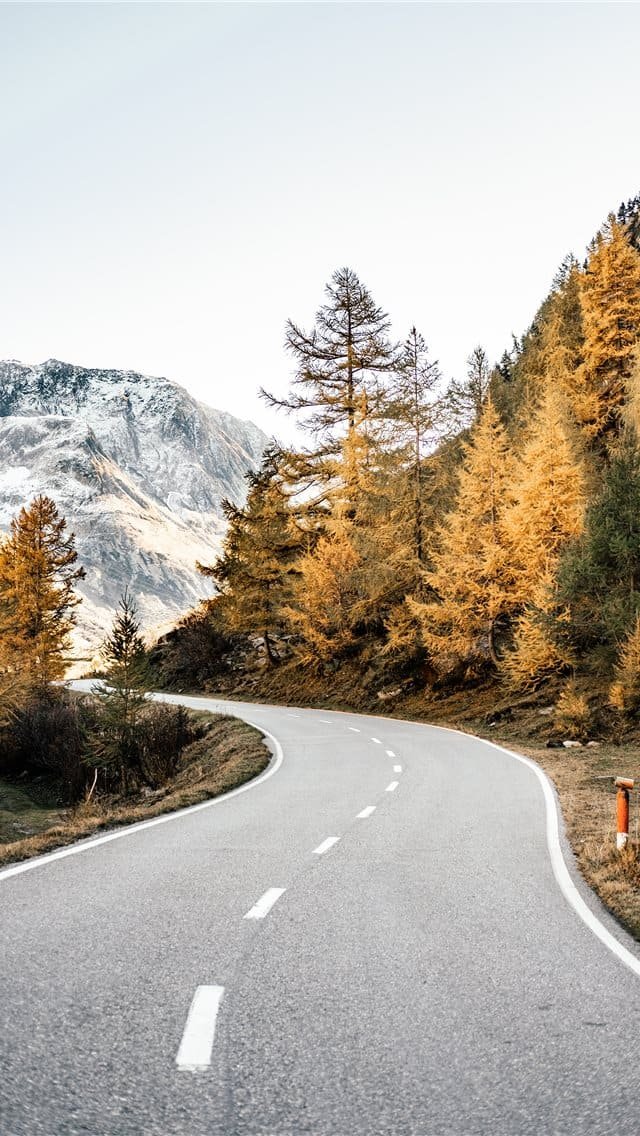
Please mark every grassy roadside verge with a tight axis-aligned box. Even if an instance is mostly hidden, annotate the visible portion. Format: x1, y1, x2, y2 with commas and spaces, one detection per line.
0, 710, 270, 869
478, 729, 640, 943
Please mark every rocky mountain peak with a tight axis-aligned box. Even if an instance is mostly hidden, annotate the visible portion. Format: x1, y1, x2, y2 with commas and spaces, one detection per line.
0, 359, 268, 666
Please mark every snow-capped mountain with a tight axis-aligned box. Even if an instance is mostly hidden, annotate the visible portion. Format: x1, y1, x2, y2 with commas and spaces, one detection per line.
0, 359, 268, 663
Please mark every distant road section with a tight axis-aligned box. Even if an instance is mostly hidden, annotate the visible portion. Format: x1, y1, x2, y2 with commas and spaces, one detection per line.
1, 692, 640, 1135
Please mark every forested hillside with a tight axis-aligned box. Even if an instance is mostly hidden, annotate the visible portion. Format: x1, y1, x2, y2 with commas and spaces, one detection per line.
153, 197, 640, 735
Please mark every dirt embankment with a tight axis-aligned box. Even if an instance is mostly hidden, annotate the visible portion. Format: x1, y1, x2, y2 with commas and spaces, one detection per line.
0, 710, 270, 868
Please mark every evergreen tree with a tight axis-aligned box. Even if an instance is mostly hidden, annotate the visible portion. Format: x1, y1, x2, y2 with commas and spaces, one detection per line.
410, 398, 515, 674
617, 193, 640, 252
555, 429, 640, 659
579, 216, 640, 440
200, 446, 305, 665
0, 495, 85, 687
92, 589, 149, 789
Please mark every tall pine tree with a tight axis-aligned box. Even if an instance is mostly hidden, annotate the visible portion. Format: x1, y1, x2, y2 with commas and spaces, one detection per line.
262, 267, 395, 444
92, 589, 149, 789
200, 446, 305, 665
555, 428, 640, 659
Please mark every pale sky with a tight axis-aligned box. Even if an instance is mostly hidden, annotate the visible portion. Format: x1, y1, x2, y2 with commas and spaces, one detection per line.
1, 2, 639, 442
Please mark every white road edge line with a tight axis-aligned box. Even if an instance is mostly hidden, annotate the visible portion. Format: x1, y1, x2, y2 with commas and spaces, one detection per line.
386, 781, 399, 792
12, 689, 640, 983
385, 749, 396, 758
421, 720, 640, 981
312, 836, 340, 855
357, 806, 376, 819
0, 692, 285, 885
371, 737, 382, 744
176, 985, 224, 1071
393, 765, 402, 773
274, 700, 640, 980
481, 737, 640, 980
243, 887, 286, 920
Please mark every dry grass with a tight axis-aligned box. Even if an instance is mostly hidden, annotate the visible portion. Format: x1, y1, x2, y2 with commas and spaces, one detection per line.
499, 738, 640, 941
0, 712, 269, 868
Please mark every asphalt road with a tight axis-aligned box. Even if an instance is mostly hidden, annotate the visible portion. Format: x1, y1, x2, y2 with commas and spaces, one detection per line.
2, 691, 640, 1136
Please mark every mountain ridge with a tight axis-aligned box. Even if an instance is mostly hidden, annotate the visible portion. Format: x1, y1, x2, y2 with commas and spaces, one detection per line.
0, 359, 268, 662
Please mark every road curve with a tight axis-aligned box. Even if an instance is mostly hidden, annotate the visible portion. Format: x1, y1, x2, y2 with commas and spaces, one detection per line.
2, 692, 640, 1136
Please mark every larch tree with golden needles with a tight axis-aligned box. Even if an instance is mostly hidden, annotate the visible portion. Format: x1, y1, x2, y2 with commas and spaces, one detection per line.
261, 266, 396, 482
287, 404, 400, 668
579, 215, 640, 441
502, 385, 586, 607
500, 387, 585, 687
285, 526, 362, 671
409, 398, 515, 675
536, 262, 600, 434
0, 495, 85, 688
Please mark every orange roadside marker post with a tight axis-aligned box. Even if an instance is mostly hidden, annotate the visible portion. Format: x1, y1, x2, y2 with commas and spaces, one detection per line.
614, 777, 634, 851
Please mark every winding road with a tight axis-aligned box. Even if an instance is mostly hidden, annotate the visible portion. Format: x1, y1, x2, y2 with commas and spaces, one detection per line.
2, 692, 640, 1135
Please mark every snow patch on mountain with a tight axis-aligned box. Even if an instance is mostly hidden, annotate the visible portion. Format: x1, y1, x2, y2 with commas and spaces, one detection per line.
0, 360, 268, 665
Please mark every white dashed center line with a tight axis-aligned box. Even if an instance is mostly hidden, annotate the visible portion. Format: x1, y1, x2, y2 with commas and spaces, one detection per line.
386, 781, 399, 792
385, 749, 396, 758
243, 887, 286, 920
176, 985, 224, 1071
348, 727, 361, 733
312, 836, 340, 855
393, 764, 402, 773
357, 806, 376, 819
371, 737, 382, 744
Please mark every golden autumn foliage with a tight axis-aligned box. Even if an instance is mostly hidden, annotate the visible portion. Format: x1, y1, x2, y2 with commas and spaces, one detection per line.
554, 681, 591, 740
0, 495, 85, 688
410, 398, 515, 672
285, 527, 362, 670
501, 569, 571, 691
191, 227, 640, 704
579, 216, 640, 439
502, 385, 586, 607
538, 281, 600, 435
609, 614, 640, 714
